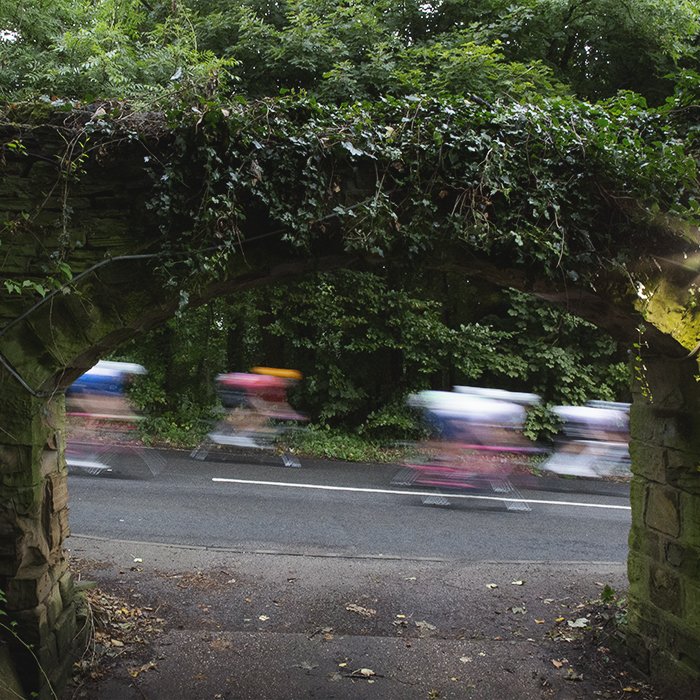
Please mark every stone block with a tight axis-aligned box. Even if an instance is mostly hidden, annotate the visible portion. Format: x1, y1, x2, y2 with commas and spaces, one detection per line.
49, 554, 69, 585
47, 472, 69, 513
683, 579, 700, 631
629, 476, 647, 524
629, 441, 666, 484
649, 647, 700, 700
631, 401, 700, 453
680, 490, 700, 546
0, 325, 63, 394
0, 522, 22, 570
645, 484, 680, 538
627, 550, 651, 605
40, 449, 59, 478
53, 603, 77, 656
47, 512, 64, 551
8, 603, 48, 646
623, 628, 651, 674
6, 569, 52, 610
628, 524, 662, 561
37, 630, 58, 682
0, 445, 32, 477
649, 564, 681, 616
44, 582, 63, 627
46, 508, 70, 549
665, 540, 685, 568
665, 449, 700, 496
58, 570, 74, 607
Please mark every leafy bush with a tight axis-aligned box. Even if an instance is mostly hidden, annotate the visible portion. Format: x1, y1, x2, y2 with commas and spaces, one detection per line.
280, 425, 418, 463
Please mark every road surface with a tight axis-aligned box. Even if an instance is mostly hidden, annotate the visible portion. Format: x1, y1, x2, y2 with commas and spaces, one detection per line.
66, 447, 631, 563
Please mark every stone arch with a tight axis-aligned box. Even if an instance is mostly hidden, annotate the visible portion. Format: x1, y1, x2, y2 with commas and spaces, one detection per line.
1, 111, 700, 698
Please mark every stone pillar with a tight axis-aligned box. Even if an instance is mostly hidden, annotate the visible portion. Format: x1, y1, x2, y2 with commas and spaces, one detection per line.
0, 378, 81, 699
627, 355, 700, 698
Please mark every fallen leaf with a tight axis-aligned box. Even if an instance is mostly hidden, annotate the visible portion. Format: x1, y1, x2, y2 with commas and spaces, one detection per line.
493, 636, 503, 641
543, 599, 555, 604
405, 577, 416, 580
133, 558, 143, 563
622, 687, 640, 693
509, 606, 526, 614
346, 603, 376, 617
535, 620, 545, 624
460, 657, 472, 663
552, 660, 563, 668
338, 663, 347, 668
396, 614, 406, 618
110, 639, 124, 647
511, 580, 525, 586
556, 617, 565, 622
297, 661, 317, 671
128, 661, 157, 677
259, 615, 270, 621
486, 583, 498, 589
568, 618, 588, 628
415, 621, 437, 633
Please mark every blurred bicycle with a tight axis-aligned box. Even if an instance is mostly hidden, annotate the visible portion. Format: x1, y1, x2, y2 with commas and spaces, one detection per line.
190, 367, 307, 467
394, 387, 542, 511
65, 360, 165, 477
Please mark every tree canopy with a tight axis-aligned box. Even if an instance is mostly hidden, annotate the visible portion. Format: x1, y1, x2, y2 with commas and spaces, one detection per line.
2, 0, 698, 105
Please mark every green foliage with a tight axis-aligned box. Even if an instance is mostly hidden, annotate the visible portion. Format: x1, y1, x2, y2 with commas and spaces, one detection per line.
3, 0, 699, 106
600, 584, 617, 604
111, 303, 228, 441
472, 0, 700, 104
115, 269, 627, 445
0, 0, 236, 104
481, 289, 628, 406
138, 410, 212, 448
280, 424, 418, 463
143, 87, 700, 298
599, 583, 628, 625
260, 270, 502, 429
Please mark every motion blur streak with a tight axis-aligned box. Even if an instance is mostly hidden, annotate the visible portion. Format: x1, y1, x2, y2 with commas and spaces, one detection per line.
65, 360, 164, 476
191, 367, 306, 467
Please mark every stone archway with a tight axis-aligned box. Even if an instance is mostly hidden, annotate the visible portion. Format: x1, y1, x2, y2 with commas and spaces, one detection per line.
2, 109, 700, 698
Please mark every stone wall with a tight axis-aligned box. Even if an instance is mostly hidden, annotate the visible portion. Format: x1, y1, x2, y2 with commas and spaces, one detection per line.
627, 355, 700, 697
0, 382, 87, 699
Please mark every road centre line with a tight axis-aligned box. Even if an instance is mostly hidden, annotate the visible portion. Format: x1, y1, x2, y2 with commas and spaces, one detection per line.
212, 477, 631, 510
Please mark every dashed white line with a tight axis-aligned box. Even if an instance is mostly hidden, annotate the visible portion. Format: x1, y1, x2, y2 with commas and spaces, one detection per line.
212, 477, 631, 510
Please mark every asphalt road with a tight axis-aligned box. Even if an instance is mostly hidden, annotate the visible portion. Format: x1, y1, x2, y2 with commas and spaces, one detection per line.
65, 447, 631, 563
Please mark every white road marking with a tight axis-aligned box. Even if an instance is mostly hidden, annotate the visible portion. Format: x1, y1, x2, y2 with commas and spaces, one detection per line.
212, 477, 631, 510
